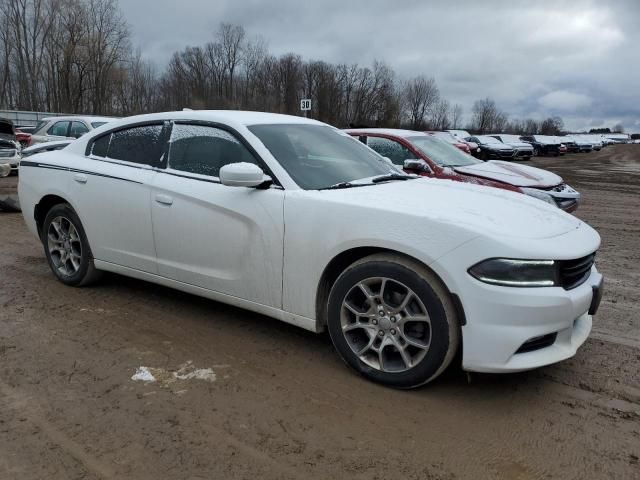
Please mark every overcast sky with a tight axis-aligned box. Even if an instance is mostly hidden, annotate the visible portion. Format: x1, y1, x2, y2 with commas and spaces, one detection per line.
120, 0, 640, 132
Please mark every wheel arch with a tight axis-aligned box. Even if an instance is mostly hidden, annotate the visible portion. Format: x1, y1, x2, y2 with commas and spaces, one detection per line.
34, 194, 74, 240
315, 247, 463, 330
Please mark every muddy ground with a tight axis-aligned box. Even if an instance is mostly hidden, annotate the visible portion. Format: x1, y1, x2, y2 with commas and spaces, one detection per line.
1, 146, 639, 479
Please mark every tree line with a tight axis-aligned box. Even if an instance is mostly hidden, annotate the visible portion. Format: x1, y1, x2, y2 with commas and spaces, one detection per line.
0, 0, 572, 134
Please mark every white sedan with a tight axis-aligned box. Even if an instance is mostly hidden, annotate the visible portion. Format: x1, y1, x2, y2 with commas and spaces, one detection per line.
18, 111, 604, 388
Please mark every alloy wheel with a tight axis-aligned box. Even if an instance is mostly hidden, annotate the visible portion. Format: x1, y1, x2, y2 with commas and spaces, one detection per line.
47, 216, 83, 277
340, 277, 431, 373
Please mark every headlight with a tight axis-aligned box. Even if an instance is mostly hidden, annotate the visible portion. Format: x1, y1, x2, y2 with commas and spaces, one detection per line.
468, 259, 558, 287
520, 187, 556, 206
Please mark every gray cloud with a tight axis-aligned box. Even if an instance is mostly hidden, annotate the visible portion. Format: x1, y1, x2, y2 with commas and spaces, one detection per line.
120, 0, 640, 132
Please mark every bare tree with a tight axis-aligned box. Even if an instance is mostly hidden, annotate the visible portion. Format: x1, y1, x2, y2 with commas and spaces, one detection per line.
430, 98, 450, 130
613, 123, 624, 133
218, 23, 245, 103
451, 103, 463, 129
402, 75, 439, 130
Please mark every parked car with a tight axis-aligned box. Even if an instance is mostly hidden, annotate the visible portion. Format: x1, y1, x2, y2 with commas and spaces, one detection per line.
345, 129, 580, 212
425, 131, 471, 153
0, 118, 21, 176
563, 135, 593, 153
19, 111, 603, 388
487, 134, 534, 160
445, 129, 480, 153
20, 140, 71, 157
465, 135, 517, 160
584, 135, 603, 151
560, 136, 579, 153
520, 135, 562, 156
30, 116, 115, 145
15, 129, 32, 148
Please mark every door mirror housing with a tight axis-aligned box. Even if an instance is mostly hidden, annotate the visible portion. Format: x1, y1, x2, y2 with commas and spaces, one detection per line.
219, 162, 270, 187
403, 159, 431, 173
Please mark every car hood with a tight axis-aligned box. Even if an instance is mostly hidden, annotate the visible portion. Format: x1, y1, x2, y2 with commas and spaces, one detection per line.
313, 177, 581, 240
453, 160, 562, 188
505, 141, 533, 149
483, 143, 512, 150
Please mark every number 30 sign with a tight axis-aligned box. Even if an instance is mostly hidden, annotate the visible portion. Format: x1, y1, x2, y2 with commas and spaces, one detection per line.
300, 99, 311, 111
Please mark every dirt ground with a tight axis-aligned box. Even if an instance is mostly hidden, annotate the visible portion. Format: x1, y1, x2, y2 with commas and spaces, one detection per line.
1, 146, 639, 479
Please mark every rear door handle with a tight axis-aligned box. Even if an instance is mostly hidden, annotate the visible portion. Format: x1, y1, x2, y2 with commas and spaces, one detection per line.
73, 173, 88, 184
155, 194, 173, 206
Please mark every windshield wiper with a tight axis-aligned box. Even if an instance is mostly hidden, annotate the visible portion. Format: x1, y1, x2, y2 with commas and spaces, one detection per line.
319, 181, 356, 190
371, 173, 413, 183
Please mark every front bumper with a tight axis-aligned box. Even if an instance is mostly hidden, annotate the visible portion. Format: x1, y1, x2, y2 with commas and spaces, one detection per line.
460, 267, 602, 373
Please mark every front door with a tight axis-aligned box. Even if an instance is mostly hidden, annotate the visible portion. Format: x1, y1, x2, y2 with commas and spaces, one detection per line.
151, 122, 285, 309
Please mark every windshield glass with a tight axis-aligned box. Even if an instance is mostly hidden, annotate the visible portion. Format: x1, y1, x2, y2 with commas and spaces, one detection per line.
495, 134, 521, 143
430, 132, 457, 143
407, 136, 480, 167
476, 135, 502, 144
249, 124, 394, 190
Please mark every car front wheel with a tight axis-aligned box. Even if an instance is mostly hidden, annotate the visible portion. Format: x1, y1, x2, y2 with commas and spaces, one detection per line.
42, 203, 101, 286
327, 254, 460, 388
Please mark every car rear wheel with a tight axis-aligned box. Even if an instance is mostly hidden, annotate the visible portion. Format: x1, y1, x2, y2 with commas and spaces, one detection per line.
533, 146, 540, 156
42, 203, 101, 286
327, 254, 460, 388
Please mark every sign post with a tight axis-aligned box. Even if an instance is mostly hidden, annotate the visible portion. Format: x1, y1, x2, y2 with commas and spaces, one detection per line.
300, 99, 311, 117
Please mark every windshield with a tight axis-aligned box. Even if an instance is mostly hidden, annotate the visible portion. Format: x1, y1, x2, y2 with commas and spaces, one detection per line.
407, 136, 480, 167
249, 124, 394, 190
495, 134, 521, 143
430, 132, 457, 143
91, 121, 108, 128
475, 135, 502, 144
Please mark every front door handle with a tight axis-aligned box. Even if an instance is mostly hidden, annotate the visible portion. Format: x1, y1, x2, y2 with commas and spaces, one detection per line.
155, 194, 173, 206
73, 173, 87, 184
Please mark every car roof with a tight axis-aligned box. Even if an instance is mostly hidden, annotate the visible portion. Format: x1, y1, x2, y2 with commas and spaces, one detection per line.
100, 110, 325, 128
343, 128, 427, 138
41, 115, 116, 124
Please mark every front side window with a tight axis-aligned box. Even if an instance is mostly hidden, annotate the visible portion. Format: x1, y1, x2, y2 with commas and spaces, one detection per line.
48, 121, 70, 136
107, 124, 163, 166
91, 121, 108, 128
168, 124, 258, 177
248, 124, 392, 190
70, 121, 89, 138
407, 136, 481, 167
366, 137, 416, 165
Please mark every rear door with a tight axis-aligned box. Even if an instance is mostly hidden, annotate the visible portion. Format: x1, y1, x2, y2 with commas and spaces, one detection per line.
150, 121, 285, 309
67, 122, 167, 273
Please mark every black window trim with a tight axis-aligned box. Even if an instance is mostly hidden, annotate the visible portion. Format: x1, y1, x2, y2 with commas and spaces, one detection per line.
84, 118, 282, 187
84, 120, 169, 170
162, 119, 282, 187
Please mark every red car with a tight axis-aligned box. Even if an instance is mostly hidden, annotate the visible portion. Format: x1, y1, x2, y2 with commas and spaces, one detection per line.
345, 128, 580, 212
15, 129, 32, 148
425, 131, 471, 153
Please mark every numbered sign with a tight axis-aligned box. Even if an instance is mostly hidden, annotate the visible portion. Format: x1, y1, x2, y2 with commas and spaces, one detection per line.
300, 99, 311, 111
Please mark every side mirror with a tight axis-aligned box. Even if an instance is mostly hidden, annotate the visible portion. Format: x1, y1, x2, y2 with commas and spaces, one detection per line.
403, 159, 431, 173
219, 162, 269, 188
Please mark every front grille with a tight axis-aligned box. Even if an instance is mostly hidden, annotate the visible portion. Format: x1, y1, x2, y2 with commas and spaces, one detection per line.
515, 333, 557, 354
559, 254, 595, 290
0, 149, 16, 158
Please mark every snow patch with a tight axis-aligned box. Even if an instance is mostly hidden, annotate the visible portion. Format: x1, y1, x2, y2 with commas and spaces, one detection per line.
131, 366, 156, 382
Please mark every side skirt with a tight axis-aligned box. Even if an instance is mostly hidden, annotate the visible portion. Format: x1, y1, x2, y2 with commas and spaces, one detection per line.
93, 260, 321, 333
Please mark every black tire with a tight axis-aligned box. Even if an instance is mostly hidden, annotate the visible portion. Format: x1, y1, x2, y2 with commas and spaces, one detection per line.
42, 203, 102, 286
327, 253, 460, 389
480, 150, 489, 161
533, 146, 540, 156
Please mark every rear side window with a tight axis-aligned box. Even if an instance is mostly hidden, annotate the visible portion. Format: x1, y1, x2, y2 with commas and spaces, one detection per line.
366, 136, 416, 165
91, 134, 110, 157
168, 124, 258, 177
48, 121, 70, 136
107, 124, 163, 166
70, 121, 89, 138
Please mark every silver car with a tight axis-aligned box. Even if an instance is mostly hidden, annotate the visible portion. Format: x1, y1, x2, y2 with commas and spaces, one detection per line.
30, 116, 115, 145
